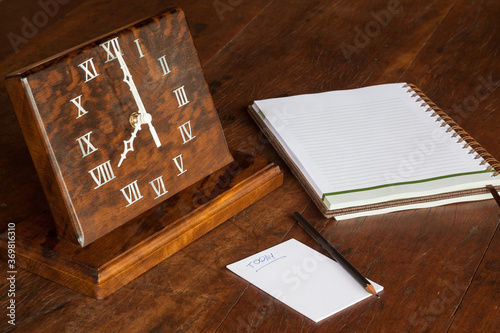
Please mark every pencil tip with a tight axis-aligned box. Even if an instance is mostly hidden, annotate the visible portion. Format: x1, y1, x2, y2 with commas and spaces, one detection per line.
366, 284, 378, 297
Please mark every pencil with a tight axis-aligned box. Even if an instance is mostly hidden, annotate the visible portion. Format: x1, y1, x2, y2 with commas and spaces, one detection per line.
292, 212, 379, 297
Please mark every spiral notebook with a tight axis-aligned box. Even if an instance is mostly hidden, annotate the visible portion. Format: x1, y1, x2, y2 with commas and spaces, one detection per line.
249, 83, 500, 219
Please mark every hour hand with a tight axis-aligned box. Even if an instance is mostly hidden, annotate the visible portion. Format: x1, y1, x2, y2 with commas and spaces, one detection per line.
117, 126, 140, 167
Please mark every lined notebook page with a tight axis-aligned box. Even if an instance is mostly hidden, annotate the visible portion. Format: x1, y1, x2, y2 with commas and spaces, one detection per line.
254, 83, 491, 197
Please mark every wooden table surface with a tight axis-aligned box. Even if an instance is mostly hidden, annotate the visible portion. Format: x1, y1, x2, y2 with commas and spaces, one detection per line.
1, 0, 499, 332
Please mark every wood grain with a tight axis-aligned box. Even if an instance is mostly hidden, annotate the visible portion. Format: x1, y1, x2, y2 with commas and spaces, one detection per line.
5, 8, 233, 246
448, 216, 500, 332
0, 0, 273, 235
0, 0, 81, 63
401, 0, 500, 330
402, 0, 500, 159
217, 201, 500, 332
0, 152, 283, 299
203, 0, 500, 331
1, 0, 499, 331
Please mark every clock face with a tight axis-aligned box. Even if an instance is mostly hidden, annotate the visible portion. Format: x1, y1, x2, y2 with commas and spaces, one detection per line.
17, 9, 233, 246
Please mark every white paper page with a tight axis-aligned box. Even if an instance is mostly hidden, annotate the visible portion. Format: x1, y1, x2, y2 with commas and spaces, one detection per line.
254, 83, 493, 198
226, 239, 383, 322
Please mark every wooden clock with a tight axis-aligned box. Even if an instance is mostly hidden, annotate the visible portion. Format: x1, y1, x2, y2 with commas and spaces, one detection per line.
2, 8, 283, 298
5, 8, 233, 246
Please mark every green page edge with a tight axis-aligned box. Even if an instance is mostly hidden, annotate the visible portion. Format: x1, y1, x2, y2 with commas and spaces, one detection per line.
321, 170, 495, 201
258, 110, 266, 120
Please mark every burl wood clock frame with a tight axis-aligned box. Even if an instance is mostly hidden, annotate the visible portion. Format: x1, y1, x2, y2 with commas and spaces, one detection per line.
1, 8, 282, 298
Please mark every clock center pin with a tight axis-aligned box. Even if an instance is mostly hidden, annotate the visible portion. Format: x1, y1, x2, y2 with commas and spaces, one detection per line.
129, 112, 153, 128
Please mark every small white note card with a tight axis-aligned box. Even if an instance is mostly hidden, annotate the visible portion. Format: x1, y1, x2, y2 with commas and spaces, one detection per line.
226, 239, 383, 322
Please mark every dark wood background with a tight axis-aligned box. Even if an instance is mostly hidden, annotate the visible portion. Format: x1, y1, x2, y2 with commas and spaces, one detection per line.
0, 0, 498, 331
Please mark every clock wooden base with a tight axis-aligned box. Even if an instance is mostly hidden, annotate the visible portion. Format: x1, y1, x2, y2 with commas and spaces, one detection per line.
0, 152, 282, 299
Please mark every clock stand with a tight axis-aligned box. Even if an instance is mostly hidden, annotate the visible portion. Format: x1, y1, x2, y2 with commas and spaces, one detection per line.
1, 152, 282, 299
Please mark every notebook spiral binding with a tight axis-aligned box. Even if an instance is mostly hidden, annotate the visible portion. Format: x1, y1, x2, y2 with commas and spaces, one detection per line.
403, 83, 500, 177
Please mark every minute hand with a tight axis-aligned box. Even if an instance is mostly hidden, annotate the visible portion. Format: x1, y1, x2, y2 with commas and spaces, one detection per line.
112, 43, 161, 147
